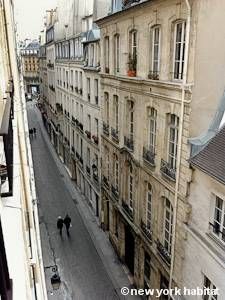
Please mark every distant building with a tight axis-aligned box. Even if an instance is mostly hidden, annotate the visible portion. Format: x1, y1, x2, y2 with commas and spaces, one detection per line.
20, 40, 40, 94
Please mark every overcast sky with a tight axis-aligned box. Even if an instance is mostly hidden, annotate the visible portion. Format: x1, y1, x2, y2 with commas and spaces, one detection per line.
14, 0, 57, 41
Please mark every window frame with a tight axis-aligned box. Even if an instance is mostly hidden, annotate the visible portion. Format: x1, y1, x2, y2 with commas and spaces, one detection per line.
151, 26, 161, 76
146, 183, 152, 231
148, 107, 157, 154
173, 21, 186, 80
163, 198, 173, 254
167, 114, 179, 170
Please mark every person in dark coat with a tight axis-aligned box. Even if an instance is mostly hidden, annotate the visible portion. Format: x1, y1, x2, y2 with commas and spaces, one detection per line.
57, 216, 64, 235
64, 214, 72, 236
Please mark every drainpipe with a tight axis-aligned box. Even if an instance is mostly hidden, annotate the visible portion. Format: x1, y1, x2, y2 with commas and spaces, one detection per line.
169, 0, 191, 296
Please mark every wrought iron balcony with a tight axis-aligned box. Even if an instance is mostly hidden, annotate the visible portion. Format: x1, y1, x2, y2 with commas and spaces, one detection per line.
124, 136, 134, 151
79, 122, 83, 132
85, 130, 91, 139
111, 127, 119, 142
140, 220, 152, 242
92, 135, 99, 145
103, 122, 109, 136
122, 0, 141, 9
122, 199, 133, 221
148, 70, 159, 80
160, 159, 176, 181
143, 146, 155, 166
102, 175, 109, 189
111, 185, 119, 200
156, 239, 171, 265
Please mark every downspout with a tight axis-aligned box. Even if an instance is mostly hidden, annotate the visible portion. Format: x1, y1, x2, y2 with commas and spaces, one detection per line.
169, 0, 191, 295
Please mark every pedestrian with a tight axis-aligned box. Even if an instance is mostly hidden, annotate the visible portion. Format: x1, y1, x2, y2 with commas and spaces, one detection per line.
64, 214, 72, 236
29, 128, 33, 139
33, 127, 36, 138
57, 216, 64, 235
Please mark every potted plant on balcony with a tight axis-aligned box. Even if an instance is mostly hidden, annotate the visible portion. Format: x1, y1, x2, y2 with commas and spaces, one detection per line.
127, 54, 137, 77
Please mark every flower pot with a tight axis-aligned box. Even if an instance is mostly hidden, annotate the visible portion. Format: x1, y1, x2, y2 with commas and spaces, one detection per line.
127, 70, 136, 77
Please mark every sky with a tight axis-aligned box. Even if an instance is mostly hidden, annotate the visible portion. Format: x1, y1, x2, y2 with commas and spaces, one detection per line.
14, 0, 57, 41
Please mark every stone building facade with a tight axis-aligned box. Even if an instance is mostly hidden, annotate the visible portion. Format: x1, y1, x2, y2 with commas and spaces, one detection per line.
96, 0, 225, 296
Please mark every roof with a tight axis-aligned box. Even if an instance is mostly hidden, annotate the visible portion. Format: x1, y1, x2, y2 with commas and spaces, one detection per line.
25, 41, 40, 50
190, 125, 225, 185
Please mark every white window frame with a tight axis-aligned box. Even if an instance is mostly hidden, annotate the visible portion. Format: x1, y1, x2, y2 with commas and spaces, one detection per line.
114, 155, 119, 191
114, 34, 120, 73
129, 101, 134, 140
149, 107, 157, 154
151, 26, 161, 75
168, 114, 179, 170
113, 95, 119, 132
173, 21, 186, 80
104, 36, 109, 71
130, 30, 137, 61
146, 183, 152, 231
212, 195, 225, 242
203, 275, 218, 300
163, 198, 173, 254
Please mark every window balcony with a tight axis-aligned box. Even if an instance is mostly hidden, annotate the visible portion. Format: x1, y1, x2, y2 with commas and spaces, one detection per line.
160, 159, 176, 181
85, 130, 91, 139
102, 175, 109, 189
140, 220, 152, 242
156, 239, 171, 265
111, 127, 119, 142
105, 67, 109, 74
124, 136, 134, 151
56, 103, 63, 113
111, 185, 119, 200
103, 122, 109, 136
143, 147, 155, 167
148, 71, 159, 80
122, 199, 133, 221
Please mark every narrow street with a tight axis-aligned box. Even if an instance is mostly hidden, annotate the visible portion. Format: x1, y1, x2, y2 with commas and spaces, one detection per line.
27, 102, 119, 300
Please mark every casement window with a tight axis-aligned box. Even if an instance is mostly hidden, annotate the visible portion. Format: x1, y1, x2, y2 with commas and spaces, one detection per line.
80, 104, 83, 123
114, 154, 119, 191
203, 276, 218, 300
87, 78, 90, 101
79, 72, 83, 90
144, 252, 151, 288
104, 36, 110, 73
95, 118, 99, 137
146, 183, 152, 231
212, 196, 225, 242
173, 21, 186, 80
70, 70, 73, 89
113, 95, 119, 132
129, 30, 137, 71
94, 79, 99, 105
148, 108, 157, 154
151, 26, 161, 76
164, 198, 173, 254
87, 114, 91, 132
129, 101, 134, 140
105, 92, 109, 125
105, 148, 110, 181
87, 147, 90, 167
75, 71, 78, 88
114, 34, 120, 73
129, 165, 134, 210
168, 114, 179, 170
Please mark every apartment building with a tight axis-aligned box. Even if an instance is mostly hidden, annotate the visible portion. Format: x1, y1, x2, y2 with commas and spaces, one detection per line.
20, 40, 40, 94
0, 0, 47, 299
183, 124, 225, 299
39, 30, 48, 115
96, 0, 225, 296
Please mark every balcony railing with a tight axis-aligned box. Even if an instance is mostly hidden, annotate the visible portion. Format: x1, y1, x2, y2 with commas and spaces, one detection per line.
103, 122, 109, 136
160, 159, 176, 181
156, 239, 171, 265
143, 147, 155, 166
92, 135, 99, 145
102, 175, 109, 189
85, 130, 91, 139
93, 172, 99, 185
86, 165, 91, 175
78, 122, 83, 132
122, 199, 133, 221
111, 185, 119, 200
148, 70, 159, 80
111, 127, 119, 142
141, 220, 152, 242
124, 136, 134, 151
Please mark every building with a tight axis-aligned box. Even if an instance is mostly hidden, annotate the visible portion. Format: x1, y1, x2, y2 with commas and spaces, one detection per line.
96, 0, 225, 295
0, 0, 47, 299
20, 40, 40, 95
183, 124, 225, 299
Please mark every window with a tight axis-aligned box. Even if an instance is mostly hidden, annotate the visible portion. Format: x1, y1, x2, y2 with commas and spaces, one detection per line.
94, 79, 99, 105
75, 71, 78, 88
87, 147, 90, 167
105, 92, 109, 125
87, 114, 91, 132
87, 78, 90, 101
106, 148, 110, 181
113, 95, 119, 132
80, 138, 83, 158
203, 276, 218, 300
70, 70, 74, 90
95, 118, 99, 137
79, 72, 83, 91
164, 198, 173, 254
149, 108, 157, 154
129, 30, 137, 71
146, 183, 152, 231
151, 26, 161, 78
213, 196, 225, 242
104, 36, 110, 73
168, 114, 179, 170
115, 211, 119, 237
90, 44, 94, 66
144, 252, 151, 288
129, 165, 133, 210
114, 154, 119, 191
114, 34, 120, 73
173, 21, 186, 80
129, 101, 134, 140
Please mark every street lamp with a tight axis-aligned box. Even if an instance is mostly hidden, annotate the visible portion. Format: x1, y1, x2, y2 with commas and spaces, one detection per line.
45, 265, 61, 291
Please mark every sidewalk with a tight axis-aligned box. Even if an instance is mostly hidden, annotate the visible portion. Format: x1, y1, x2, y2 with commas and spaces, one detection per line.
37, 107, 141, 300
